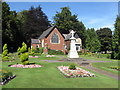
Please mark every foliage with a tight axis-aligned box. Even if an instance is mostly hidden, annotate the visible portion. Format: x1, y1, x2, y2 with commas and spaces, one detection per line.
96, 28, 112, 53
0, 69, 13, 82
2, 44, 8, 61
2, 2, 24, 52
18, 6, 51, 46
30, 47, 35, 56
34, 47, 43, 54
69, 64, 76, 70
48, 49, 64, 55
85, 28, 101, 52
108, 66, 120, 71
111, 16, 120, 60
28, 47, 31, 53
19, 42, 29, 65
53, 7, 86, 48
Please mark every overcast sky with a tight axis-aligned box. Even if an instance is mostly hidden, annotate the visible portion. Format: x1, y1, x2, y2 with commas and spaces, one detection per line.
6, 2, 119, 31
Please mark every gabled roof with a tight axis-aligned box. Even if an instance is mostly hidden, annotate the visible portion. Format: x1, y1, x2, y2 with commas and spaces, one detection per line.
31, 39, 40, 44
38, 25, 64, 39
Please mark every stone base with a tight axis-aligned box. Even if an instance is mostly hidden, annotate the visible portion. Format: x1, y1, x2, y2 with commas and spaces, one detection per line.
68, 50, 79, 58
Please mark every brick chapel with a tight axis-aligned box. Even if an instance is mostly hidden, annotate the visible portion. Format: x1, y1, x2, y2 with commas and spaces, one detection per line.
31, 26, 82, 54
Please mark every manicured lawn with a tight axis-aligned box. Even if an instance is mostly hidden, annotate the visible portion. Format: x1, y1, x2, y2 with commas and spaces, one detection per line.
2, 55, 118, 88
80, 55, 119, 74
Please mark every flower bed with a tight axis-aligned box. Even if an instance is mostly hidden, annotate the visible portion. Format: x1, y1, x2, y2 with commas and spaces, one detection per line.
29, 56, 39, 58
57, 66, 95, 78
46, 55, 55, 57
10, 64, 42, 68
0, 69, 16, 85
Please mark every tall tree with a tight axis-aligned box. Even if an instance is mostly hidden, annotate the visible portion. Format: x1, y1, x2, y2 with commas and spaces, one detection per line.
53, 7, 86, 48
2, 2, 23, 52
96, 28, 112, 53
111, 16, 120, 59
20, 6, 51, 47
85, 28, 101, 52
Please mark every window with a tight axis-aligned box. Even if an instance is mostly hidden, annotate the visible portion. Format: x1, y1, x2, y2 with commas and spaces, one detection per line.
51, 33, 59, 44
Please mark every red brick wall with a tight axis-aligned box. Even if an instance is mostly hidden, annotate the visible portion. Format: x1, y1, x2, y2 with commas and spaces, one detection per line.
45, 28, 65, 53
31, 44, 41, 50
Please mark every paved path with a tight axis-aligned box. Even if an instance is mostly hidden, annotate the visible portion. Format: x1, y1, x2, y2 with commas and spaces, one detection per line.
81, 65, 119, 80
62, 58, 119, 80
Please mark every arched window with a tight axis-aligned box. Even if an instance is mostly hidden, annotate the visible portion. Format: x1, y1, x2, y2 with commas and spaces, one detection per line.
51, 33, 59, 43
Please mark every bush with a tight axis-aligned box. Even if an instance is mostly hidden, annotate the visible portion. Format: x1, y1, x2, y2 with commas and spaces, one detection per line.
0, 69, 13, 82
34, 47, 43, 54
20, 52, 29, 63
2, 44, 9, 61
69, 64, 76, 70
22, 61, 29, 65
19, 42, 29, 65
48, 49, 64, 55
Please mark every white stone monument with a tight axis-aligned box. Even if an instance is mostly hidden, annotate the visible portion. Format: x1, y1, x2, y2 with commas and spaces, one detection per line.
68, 30, 79, 58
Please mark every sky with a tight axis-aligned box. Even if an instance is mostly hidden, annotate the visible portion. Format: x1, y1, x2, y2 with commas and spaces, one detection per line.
6, 2, 119, 31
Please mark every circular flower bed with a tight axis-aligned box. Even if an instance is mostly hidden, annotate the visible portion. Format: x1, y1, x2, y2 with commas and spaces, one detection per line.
57, 66, 95, 78
29, 56, 39, 58
10, 64, 42, 68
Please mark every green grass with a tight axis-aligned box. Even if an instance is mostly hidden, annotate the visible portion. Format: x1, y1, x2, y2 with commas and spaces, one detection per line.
2, 55, 118, 88
80, 55, 119, 74
79, 55, 118, 61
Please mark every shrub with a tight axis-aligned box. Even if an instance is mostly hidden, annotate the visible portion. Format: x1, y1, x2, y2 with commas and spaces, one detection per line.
34, 47, 43, 54
69, 64, 76, 70
2, 44, 9, 61
28, 47, 31, 53
48, 49, 64, 55
22, 61, 29, 65
0, 69, 13, 82
19, 42, 29, 65
30, 47, 35, 56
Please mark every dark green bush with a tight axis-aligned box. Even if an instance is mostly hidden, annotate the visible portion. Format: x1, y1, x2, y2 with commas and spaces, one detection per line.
69, 64, 76, 70
34, 47, 43, 54
48, 49, 64, 55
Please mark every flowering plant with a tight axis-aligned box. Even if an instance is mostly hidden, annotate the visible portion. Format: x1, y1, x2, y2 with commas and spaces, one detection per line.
57, 66, 95, 78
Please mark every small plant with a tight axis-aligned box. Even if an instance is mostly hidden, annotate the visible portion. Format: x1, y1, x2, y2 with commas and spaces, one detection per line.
69, 64, 76, 70
30, 47, 35, 56
2, 44, 9, 61
0, 69, 13, 82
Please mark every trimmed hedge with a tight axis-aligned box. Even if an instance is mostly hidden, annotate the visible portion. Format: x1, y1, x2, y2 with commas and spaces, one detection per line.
48, 49, 64, 55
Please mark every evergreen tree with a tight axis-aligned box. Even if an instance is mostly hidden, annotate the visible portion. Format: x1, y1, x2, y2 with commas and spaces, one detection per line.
111, 16, 120, 59
53, 7, 86, 48
85, 28, 101, 52
2, 2, 23, 52
20, 6, 51, 47
96, 28, 112, 53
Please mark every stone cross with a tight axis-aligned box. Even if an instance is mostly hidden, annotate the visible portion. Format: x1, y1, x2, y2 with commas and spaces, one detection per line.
71, 30, 75, 38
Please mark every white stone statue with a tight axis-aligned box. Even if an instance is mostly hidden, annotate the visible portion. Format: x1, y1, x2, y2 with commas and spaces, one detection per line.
68, 30, 79, 58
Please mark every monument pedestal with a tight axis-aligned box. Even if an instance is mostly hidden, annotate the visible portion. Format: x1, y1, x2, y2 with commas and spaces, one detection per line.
67, 30, 79, 58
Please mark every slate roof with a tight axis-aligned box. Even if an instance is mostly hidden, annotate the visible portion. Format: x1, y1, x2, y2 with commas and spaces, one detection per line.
31, 39, 40, 44
38, 26, 55, 39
